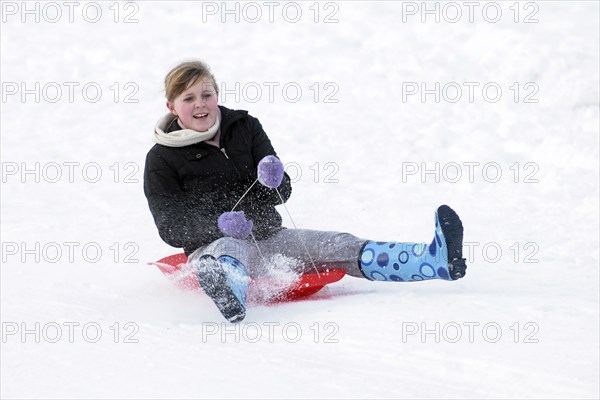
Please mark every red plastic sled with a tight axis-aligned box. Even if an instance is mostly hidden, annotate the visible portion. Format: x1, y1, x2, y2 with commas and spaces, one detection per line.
149, 253, 346, 302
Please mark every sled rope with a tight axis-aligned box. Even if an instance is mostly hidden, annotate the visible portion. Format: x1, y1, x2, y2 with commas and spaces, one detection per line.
250, 232, 266, 262
230, 179, 268, 263
275, 188, 320, 278
231, 179, 259, 212
231, 178, 320, 277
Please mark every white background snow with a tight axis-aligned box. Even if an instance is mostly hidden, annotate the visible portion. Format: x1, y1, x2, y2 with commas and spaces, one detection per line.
1, 0, 599, 398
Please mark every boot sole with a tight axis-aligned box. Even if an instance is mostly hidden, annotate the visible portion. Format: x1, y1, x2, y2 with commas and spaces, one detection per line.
195, 255, 246, 323
437, 205, 467, 280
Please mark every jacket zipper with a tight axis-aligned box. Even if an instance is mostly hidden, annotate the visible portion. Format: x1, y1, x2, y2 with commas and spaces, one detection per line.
220, 148, 229, 159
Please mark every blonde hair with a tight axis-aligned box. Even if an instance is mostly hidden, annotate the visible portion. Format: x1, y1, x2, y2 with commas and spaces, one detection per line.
164, 60, 219, 103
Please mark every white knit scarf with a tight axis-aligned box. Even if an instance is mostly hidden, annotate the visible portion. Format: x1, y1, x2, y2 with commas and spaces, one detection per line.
153, 112, 221, 147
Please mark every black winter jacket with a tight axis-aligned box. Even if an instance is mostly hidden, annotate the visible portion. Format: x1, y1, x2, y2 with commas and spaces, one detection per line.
144, 106, 292, 255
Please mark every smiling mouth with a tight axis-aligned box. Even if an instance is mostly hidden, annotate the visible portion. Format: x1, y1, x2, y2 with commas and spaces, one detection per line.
193, 113, 208, 119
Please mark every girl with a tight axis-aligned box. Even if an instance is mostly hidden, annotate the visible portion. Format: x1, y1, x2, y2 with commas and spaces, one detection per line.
144, 60, 467, 322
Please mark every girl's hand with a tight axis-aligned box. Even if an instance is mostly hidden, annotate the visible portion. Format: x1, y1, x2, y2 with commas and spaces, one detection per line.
217, 211, 253, 239
257, 155, 284, 188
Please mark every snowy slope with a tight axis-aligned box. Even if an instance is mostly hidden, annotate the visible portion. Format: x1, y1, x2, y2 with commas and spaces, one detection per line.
1, 1, 599, 398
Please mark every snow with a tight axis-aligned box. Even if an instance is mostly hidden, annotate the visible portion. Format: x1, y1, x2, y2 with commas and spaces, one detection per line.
1, 1, 598, 398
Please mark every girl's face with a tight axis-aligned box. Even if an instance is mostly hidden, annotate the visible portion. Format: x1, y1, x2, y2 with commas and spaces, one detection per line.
167, 79, 219, 132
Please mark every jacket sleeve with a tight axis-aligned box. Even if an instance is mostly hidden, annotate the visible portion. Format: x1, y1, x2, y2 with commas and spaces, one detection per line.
143, 149, 222, 251
245, 116, 292, 205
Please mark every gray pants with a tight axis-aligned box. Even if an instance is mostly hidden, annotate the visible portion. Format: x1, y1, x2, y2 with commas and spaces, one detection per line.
189, 229, 367, 278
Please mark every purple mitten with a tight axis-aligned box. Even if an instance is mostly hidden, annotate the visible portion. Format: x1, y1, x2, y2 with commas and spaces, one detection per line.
257, 155, 284, 188
218, 211, 253, 239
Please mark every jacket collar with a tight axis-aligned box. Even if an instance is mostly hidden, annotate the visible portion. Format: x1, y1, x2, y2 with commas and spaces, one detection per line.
154, 106, 249, 148
217, 105, 248, 133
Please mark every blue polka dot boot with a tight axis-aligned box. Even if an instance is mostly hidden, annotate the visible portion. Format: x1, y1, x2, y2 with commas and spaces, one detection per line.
193, 254, 250, 322
358, 205, 467, 282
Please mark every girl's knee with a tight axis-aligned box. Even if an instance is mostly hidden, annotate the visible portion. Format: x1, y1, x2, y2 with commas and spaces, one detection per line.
202, 237, 250, 260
